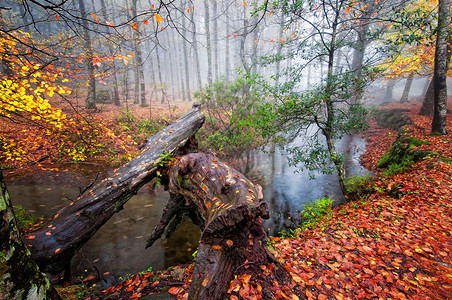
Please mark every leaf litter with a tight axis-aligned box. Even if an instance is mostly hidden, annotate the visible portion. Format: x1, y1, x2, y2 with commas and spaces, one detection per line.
96, 103, 452, 299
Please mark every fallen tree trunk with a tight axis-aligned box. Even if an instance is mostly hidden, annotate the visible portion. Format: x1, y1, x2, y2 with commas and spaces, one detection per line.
23, 102, 205, 275
146, 152, 300, 299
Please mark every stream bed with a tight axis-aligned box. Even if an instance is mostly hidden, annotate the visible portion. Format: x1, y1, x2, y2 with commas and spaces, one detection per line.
4, 135, 371, 286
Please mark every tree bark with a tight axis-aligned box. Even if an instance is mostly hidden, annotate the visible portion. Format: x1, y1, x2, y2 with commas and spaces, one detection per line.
100, 0, 121, 106
432, 0, 450, 134
182, 10, 192, 101
212, 0, 219, 80
384, 78, 396, 101
225, 14, 231, 82
24, 103, 205, 275
204, 0, 212, 85
77, 0, 97, 110
146, 152, 300, 299
400, 73, 414, 103
189, 7, 202, 89
0, 172, 61, 300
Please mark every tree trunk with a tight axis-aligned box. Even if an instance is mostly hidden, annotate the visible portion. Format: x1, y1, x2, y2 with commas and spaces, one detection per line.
419, 79, 434, 115
77, 0, 97, 110
156, 45, 165, 104
145, 152, 300, 299
0, 172, 61, 300
100, 0, 121, 106
384, 78, 396, 101
182, 10, 192, 101
174, 29, 186, 102
24, 103, 205, 275
212, 0, 219, 80
225, 14, 231, 82
204, 0, 212, 85
190, 6, 203, 89
131, 0, 146, 107
164, 31, 176, 102
400, 73, 414, 103
432, 0, 450, 134
275, 13, 285, 87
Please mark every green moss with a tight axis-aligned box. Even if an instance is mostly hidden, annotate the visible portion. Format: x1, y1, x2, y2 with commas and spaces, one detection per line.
440, 157, 452, 163
377, 132, 430, 175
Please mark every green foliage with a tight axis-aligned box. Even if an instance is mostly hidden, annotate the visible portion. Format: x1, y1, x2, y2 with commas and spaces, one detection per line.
299, 197, 333, 231
192, 249, 198, 261
12, 205, 40, 234
277, 228, 297, 238
248, 72, 369, 175
345, 175, 375, 196
158, 151, 174, 167
139, 266, 153, 275
116, 109, 165, 139
194, 78, 262, 155
152, 151, 175, 189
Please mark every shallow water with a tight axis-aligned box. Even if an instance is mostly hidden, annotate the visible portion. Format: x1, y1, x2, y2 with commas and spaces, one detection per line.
5, 134, 370, 284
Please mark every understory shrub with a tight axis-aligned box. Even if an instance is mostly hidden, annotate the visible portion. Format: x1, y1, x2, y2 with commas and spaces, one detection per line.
194, 78, 262, 155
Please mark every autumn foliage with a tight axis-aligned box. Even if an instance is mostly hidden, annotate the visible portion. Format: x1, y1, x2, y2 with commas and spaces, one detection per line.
0, 31, 142, 167
97, 102, 451, 300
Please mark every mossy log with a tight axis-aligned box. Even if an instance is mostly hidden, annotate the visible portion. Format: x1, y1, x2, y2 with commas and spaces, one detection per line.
23, 103, 205, 275
146, 152, 298, 299
376, 131, 429, 169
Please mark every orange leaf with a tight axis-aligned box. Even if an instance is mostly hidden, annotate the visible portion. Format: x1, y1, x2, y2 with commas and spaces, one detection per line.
55, 15, 59, 20
226, 240, 234, 246
168, 287, 181, 295
212, 245, 222, 250
244, 1, 248, 6
143, 20, 149, 25
55, 248, 61, 254
187, 8, 190, 13
131, 22, 137, 31
92, 13, 99, 24
155, 13, 163, 24
106, 21, 114, 27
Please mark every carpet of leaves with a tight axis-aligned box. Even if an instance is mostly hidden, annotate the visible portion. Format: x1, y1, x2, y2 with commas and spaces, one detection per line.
95, 103, 452, 300
272, 103, 452, 299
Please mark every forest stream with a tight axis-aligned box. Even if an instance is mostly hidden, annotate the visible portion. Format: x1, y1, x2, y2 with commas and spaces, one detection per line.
4, 134, 371, 287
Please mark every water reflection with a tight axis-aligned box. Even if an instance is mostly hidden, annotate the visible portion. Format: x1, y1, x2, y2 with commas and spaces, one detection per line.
5, 134, 369, 281
237, 135, 372, 235
7, 184, 200, 284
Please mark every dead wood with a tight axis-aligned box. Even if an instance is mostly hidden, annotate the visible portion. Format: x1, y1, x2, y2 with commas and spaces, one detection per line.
146, 152, 299, 299
23, 102, 205, 275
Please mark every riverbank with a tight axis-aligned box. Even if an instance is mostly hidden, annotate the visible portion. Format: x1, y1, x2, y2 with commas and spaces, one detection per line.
87, 102, 451, 299
271, 103, 452, 299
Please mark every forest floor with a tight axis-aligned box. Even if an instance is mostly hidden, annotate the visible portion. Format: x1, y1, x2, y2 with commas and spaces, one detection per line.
67, 101, 452, 300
